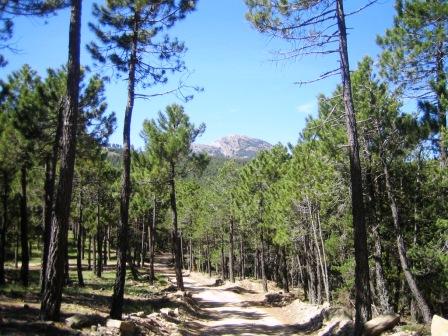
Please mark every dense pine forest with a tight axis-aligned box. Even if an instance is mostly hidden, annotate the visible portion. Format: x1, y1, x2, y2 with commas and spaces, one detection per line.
0, 1, 447, 336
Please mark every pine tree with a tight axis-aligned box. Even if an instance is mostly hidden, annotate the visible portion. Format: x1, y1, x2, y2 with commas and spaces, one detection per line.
88, 0, 196, 318
245, 1, 373, 331
377, 0, 448, 165
142, 104, 205, 291
40, 0, 82, 321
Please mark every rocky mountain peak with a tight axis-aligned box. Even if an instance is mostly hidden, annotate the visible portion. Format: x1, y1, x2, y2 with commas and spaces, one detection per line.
193, 134, 272, 159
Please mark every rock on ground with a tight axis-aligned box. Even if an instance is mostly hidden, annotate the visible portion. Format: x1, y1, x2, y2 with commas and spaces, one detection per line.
106, 319, 136, 336
363, 314, 400, 336
431, 315, 448, 336
65, 314, 103, 330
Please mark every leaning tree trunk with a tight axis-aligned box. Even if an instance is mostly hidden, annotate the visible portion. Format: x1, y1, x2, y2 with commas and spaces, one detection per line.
40, 0, 81, 321
0, 172, 10, 286
20, 166, 29, 287
380, 155, 432, 324
41, 101, 63, 293
336, 0, 371, 332
110, 8, 139, 320
229, 218, 235, 283
169, 162, 184, 291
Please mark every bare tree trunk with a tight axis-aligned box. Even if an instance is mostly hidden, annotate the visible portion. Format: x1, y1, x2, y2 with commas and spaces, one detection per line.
260, 230, 268, 293
76, 189, 84, 286
189, 238, 193, 272
206, 235, 211, 277
229, 218, 235, 283
40, 0, 81, 321
41, 103, 63, 293
96, 196, 102, 277
76, 192, 84, 287
0, 172, 10, 286
169, 162, 184, 291
148, 200, 156, 284
240, 236, 245, 280
281, 246, 289, 293
93, 236, 97, 274
220, 235, 225, 280
87, 235, 91, 271
19, 166, 29, 287
336, 1, 371, 332
140, 219, 146, 267
103, 228, 107, 266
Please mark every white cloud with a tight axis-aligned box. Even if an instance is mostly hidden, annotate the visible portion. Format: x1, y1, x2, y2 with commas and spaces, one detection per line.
296, 102, 315, 114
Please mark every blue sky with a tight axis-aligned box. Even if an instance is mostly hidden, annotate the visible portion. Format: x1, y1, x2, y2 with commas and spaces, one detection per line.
2, 0, 396, 148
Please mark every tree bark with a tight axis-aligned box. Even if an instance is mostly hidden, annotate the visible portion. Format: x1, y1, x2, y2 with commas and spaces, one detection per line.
189, 238, 193, 272
19, 166, 29, 287
148, 199, 156, 284
103, 227, 107, 266
40, 0, 81, 321
281, 246, 289, 293
41, 101, 63, 293
260, 230, 268, 293
0, 172, 10, 286
229, 218, 235, 283
110, 7, 139, 320
76, 190, 84, 287
87, 235, 91, 271
96, 196, 102, 278
140, 218, 146, 267
336, 0, 371, 332
206, 235, 211, 277
169, 162, 184, 290
220, 235, 225, 280
240, 236, 244, 280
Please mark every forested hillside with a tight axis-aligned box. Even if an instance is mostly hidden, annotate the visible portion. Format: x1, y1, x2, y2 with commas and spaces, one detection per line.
0, 1, 447, 336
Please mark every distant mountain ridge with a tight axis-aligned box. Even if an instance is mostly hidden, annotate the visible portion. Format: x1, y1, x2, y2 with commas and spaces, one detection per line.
193, 134, 272, 159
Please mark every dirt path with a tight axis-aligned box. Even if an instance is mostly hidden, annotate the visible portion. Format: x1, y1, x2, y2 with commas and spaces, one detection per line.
154, 254, 305, 336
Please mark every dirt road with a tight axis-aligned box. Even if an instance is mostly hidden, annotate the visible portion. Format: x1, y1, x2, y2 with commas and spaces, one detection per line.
154, 254, 305, 336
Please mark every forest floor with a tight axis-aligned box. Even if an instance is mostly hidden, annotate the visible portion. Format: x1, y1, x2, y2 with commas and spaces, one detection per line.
0, 253, 424, 335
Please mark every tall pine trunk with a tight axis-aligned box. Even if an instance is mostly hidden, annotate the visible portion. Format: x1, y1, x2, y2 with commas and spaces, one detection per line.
260, 230, 268, 293
336, 0, 371, 332
76, 190, 84, 287
110, 8, 139, 320
20, 165, 29, 287
41, 102, 63, 293
140, 218, 146, 267
229, 218, 235, 283
96, 197, 102, 278
40, 0, 82, 321
0, 172, 10, 286
148, 198, 156, 284
281, 246, 289, 293
169, 162, 184, 290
